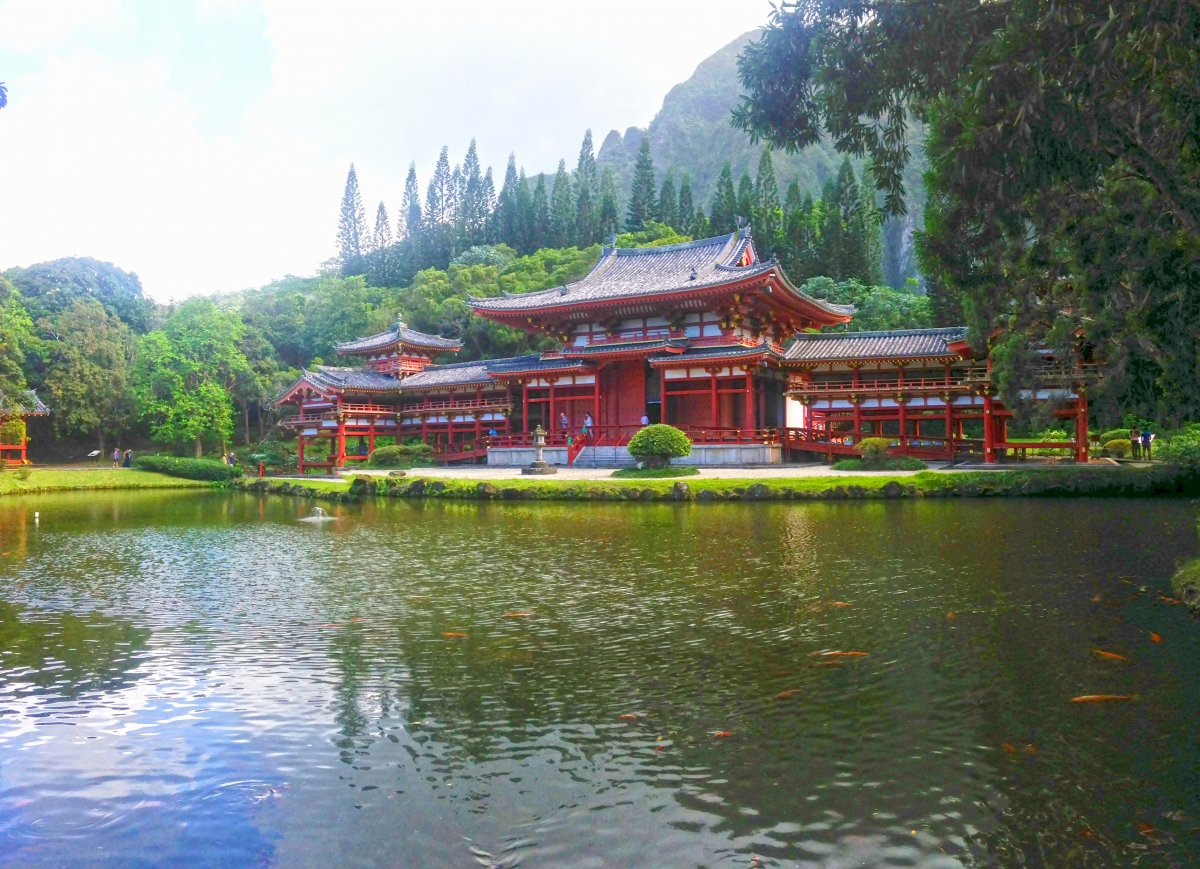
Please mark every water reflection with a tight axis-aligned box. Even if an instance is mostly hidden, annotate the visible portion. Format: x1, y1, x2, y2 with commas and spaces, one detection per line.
0, 492, 1197, 866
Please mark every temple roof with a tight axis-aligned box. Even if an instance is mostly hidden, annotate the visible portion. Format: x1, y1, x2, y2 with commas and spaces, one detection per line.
560, 337, 688, 357
335, 319, 462, 356
469, 230, 854, 322
307, 366, 401, 393
0, 389, 49, 416
399, 358, 513, 390
783, 327, 969, 362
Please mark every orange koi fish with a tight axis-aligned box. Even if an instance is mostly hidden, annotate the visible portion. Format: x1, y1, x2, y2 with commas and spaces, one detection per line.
1070, 694, 1136, 703
1001, 742, 1017, 754
318, 623, 343, 629
773, 688, 801, 700
1137, 822, 1157, 836
830, 601, 854, 608
1150, 631, 1162, 643
711, 731, 734, 738
1158, 594, 1182, 605
503, 611, 532, 618
1090, 648, 1127, 662
441, 631, 469, 638
618, 713, 644, 720
946, 610, 956, 620
1023, 744, 1037, 755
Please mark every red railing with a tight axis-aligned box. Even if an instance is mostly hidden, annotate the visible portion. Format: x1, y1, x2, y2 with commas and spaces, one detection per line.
339, 403, 396, 415
488, 425, 779, 449
398, 397, 508, 414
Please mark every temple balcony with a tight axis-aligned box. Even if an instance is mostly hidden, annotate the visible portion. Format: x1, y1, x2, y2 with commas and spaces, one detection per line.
398, 397, 509, 416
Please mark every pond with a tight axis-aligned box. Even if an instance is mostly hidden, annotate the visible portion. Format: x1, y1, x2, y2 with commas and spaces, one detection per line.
1, 491, 1198, 867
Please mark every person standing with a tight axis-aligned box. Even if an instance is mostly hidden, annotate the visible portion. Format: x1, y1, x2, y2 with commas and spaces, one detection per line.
122, 449, 132, 468
559, 412, 568, 434
640, 414, 650, 427
228, 452, 236, 466
1142, 429, 1154, 460
583, 413, 593, 437
1130, 428, 1141, 459
112, 447, 121, 468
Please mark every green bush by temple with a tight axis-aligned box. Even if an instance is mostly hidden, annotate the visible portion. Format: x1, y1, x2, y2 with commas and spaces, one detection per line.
627, 425, 692, 468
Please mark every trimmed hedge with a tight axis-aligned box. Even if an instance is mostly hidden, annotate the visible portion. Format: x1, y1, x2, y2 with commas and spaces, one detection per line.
134, 455, 243, 481
1099, 428, 1131, 445
368, 442, 434, 467
1158, 432, 1200, 471
1104, 438, 1132, 458
856, 437, 893, 466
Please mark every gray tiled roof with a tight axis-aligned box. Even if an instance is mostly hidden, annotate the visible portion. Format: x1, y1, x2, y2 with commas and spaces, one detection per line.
561, 338, 688, 356
486, 355, 594, 374
0, 389, 49, 415
469, 231, 855, 319
399, 359, 495, 390
783, 328, 969, 362
336, 320, 462, 355
308, 366, 401, 392
647, 342, 782, 365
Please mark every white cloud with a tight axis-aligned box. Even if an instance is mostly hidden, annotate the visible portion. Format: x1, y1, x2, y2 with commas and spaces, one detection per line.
0, 0, 772, 300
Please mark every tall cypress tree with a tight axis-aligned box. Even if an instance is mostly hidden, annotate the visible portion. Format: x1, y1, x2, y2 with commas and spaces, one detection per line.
657, 171, 678, 230
598, 167, 620, 241
398, 162, 423, 241
574, 130, 599, 244
460, 139, 485, 246
531, 174, 550, 251
625, 137, 657, 231
550, 159, 574, 248
710, 163, 738, 233
336, 163, 367, 275
678, 174, 695, 230
480, 167, 496, 243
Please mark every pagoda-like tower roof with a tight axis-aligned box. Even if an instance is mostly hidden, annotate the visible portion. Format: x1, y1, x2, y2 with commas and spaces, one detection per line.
469, 229, 854, 329
335, 318, 462, 358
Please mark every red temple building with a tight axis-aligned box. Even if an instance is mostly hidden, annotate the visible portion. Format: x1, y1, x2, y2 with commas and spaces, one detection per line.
0, 390, 49, 466
276, 229, 1091, 471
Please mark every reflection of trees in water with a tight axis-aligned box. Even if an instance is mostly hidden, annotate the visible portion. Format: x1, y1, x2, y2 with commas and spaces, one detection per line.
0, 601, 150, 695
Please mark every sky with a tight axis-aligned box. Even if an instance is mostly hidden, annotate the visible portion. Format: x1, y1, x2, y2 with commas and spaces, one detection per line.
0, 0, 773, 302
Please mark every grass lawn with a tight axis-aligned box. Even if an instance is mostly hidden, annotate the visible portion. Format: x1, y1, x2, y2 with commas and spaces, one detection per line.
0, 468, 212, 496
610, 466, 701, 479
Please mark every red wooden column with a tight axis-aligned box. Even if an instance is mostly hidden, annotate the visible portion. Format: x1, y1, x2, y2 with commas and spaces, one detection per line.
896, 363, 907, 449
943, 391, 954, 459
851, 364, 863, 443
592, 374, 600, 432
521, 380, 529, 433
298, 436, 306, 474
742, 368, 755, 439
1075, 389, 1089, 463
982, 389, 995, 463
709, 369, 719, 427
336, 416, 347, 469
548, 379, 557, 441
660, 368, 669, 425
368, 420, 376, 455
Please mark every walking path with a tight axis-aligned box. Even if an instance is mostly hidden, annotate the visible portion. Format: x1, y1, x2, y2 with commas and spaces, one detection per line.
338, 462, 953, 482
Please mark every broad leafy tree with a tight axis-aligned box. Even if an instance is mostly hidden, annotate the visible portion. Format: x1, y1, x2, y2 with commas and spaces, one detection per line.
4, 257, 154, 332
734, 0, 1200, 423
133, 299, 250, 456
38, 298, 137, 449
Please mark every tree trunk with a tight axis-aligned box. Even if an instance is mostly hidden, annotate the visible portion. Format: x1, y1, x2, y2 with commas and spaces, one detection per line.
243, 400, 250, 446
194, 435, 203, 459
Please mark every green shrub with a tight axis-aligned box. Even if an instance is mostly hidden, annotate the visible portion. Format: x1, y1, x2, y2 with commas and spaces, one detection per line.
0, 418, 25, 445
1098, 429, 1132, 445
134, 455, 242, 481
1158, 432, 1200, 471
368, 442, 434, 467
627, 424, 692, 467
856, 437, 894, 466
1104, 438, 1132, 458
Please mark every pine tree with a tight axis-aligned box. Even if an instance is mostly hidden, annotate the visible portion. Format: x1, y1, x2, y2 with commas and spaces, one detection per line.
514, 169, 534, 253
709, 164, 738, 233
625, 137, 657, 231
495, 154, 520, 245
657, 171, 678, 230
480, 167, 496, 243
459, 139, 486, 246
678, 174, 695, 230
736, 171, 755, 228
550, 159, 574, 248
425, 147, 452, 226
336, 163, 367, 275
531, 174, 550, 252
398, 162, 423, 240
370, 201, 392, 252
598, 167, 620, 241
574, 129, 599, 244
753, 148, 781, 258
